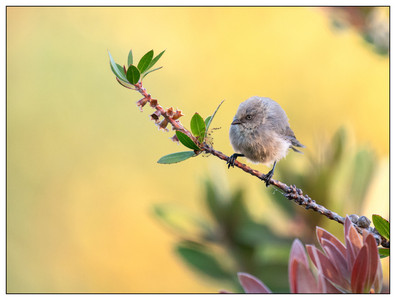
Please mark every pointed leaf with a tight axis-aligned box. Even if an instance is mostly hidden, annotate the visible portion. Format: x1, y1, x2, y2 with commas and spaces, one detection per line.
157, 151, 195, 164
116, 77, 134, 89
320, 238, 348, 278
313, 246, 342, 293
351, 245, 369, 293
141, 66, 163, 79
289, 259, 319, 293
137, 50, 154, 73
204, 116, 211, 128
127, 50, 133, 66
237, 273, 271, 293
175, 131, 200, 150
372, 214, 389, 240
306, 245, 349, 291
345, 216, 363, 272
316, 227, 347, 257
190, 113, 206, 142
373, 256, 383, 292
289, 239, 310, 269
289, 239, 311, 293
126, 65, 140, 84
176, 242, 230, 280
317, 272, 342, 293
146, 49, 165, 71
108, 51, 128, 81
205, 100, 224, 137
364, 233, 380, 292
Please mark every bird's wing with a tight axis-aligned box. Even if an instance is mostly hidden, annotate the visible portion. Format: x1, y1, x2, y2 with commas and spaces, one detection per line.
284, 126, 305, 148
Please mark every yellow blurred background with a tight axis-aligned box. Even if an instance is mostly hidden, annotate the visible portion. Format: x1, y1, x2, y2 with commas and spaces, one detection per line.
7, 7, 389, 293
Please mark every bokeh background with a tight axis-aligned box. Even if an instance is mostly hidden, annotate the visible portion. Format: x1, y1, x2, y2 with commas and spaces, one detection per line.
7, 7, 389, 293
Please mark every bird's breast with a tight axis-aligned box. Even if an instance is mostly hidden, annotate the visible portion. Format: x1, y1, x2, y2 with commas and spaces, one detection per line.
229, 126, 290, 165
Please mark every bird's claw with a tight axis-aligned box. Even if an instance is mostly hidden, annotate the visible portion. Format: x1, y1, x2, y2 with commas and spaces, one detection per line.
227, 154, 238, 169
261, 170, 274, 187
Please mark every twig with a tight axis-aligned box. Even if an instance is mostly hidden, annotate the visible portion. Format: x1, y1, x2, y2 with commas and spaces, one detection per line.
132, 82, 389, 248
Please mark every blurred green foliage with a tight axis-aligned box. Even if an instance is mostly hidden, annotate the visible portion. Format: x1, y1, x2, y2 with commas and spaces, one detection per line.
326, 7, 389, 56
153, 127, 382, 292
153, 178, 293, 292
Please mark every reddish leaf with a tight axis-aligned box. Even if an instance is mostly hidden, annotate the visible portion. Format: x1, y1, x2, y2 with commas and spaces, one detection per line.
362, 231, 383, 293
373, 258, 383, 293
351, 245, 369, 293
289, 239, 310, 293
317, 272, 342, 293
237, 272, 271, 293
289, 239, 309, 268
317, 226, 347, 257
306, 245, 349, 291
321, 238, 349, 279
364, 233, 380, 292
289, 259, 319, 293
345, 216, 363, 271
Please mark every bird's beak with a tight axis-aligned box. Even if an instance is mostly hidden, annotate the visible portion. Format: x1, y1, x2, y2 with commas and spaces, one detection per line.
231, 118, 242, 125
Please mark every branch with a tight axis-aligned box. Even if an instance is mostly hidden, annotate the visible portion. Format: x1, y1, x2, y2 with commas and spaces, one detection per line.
130, 81, 388, 248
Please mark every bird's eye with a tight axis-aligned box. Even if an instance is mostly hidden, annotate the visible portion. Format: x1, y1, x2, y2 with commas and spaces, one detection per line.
246, 115, 252, 120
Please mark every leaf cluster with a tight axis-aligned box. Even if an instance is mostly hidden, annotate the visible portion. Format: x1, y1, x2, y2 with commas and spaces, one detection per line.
157, 101, 224, 164
108, 49, 165, 87
153, 179, 293, 292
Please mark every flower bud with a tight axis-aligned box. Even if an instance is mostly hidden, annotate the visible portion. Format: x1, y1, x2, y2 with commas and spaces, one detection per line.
348, 214, 359, 224
136, 97, 149, 111
150, 99, 158, 108
172, 110, 184, 120
150, 110, 162, 123
356, 216, 371, 228
158, 119, 169, 132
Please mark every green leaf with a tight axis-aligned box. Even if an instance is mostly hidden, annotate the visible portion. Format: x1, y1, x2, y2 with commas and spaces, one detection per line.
205, 100, 224, 137
176, 242, 231, 280
152, 204, 216, 241
110, 63, 128, 82
127, 50, 133, 66
157, 151, 195, 164
116, 77, 134, 89
203, 179, 225, 224
175, 131, 200, 151
204, 116, 211, 128
190, 113, 206, 142
108, 51, 128, 82
372, 214, 390, 240
141, 66, 163, 79
126, 65, 141, 84
146, 49, 165, 71
378, 248, 389, 259
137, 50, 154, 73
349, 149, 375, 205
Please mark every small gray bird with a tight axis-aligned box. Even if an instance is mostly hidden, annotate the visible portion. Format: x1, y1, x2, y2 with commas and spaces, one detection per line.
228, 96, 304, 186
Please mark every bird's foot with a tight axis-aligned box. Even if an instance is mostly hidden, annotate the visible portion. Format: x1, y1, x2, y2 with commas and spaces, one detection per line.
227, 154, 238, 169
227, 153, 244, 169
261, 169, 274, 187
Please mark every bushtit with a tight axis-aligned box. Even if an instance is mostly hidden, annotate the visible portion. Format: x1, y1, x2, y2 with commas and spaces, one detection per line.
228, 96, 304, 186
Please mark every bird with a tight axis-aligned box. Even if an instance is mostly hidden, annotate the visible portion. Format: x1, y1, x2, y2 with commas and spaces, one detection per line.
227, 96, 304, 186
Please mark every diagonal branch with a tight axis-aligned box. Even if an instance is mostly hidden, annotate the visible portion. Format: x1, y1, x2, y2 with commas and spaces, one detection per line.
132, 81, 389, 248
